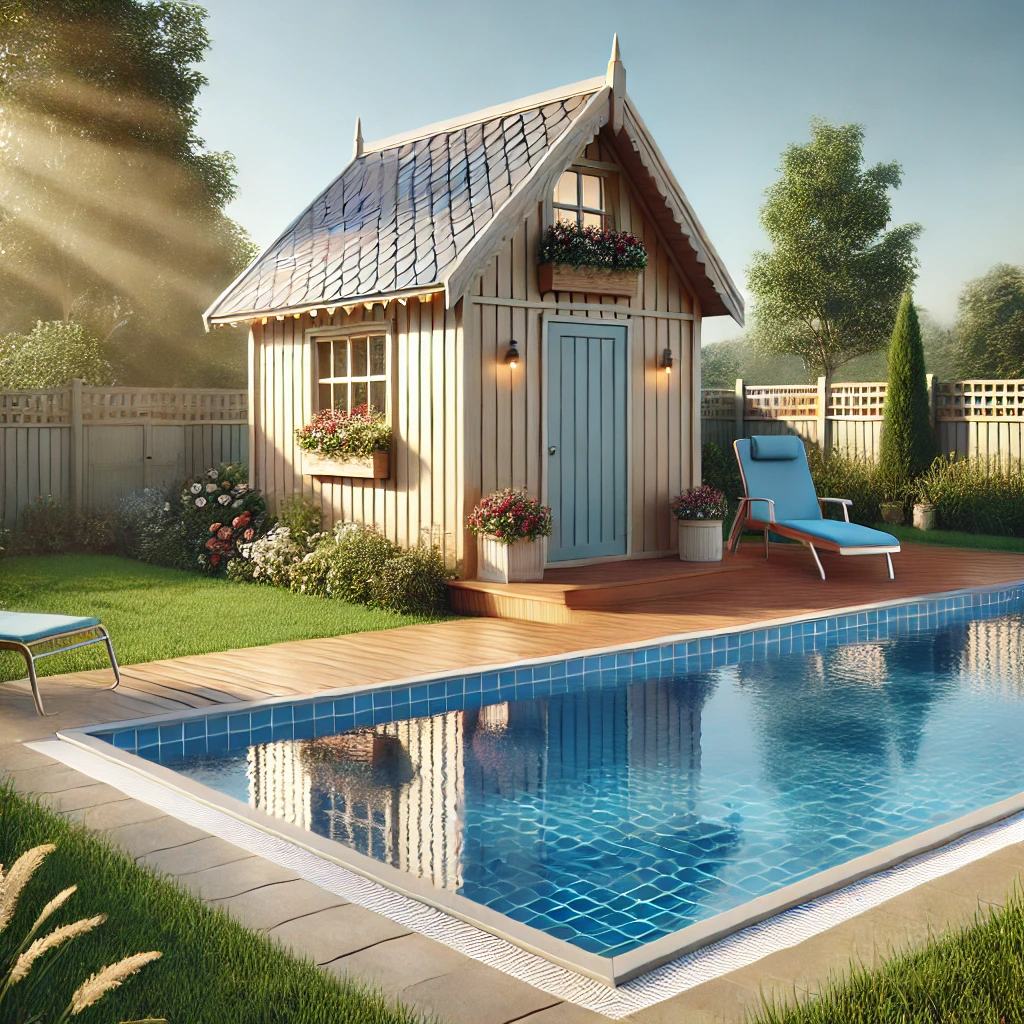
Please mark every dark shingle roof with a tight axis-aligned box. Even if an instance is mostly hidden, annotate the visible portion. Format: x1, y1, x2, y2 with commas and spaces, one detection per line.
207, 90, 596, 321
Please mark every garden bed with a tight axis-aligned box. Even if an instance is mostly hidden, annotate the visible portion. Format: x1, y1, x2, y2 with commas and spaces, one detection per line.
0, 555, 448, 682
0, 782, 423, 1024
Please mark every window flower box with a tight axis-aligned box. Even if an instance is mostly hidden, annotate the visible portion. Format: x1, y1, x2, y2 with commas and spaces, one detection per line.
300, 450, 390, 479
538, 263, 639, 298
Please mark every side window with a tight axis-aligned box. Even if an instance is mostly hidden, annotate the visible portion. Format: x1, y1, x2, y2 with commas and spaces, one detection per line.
316, 334, 388, 413
553, 170, 607, 229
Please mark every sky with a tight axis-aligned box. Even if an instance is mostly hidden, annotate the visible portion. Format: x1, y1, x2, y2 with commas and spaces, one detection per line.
195, 0, 1024, 345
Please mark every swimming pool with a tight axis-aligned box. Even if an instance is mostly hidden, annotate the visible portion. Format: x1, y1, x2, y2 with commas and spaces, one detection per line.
65, 584, 1024, 985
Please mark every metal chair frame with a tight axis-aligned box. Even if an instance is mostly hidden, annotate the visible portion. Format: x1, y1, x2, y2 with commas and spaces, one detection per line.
0, 625, 120, 717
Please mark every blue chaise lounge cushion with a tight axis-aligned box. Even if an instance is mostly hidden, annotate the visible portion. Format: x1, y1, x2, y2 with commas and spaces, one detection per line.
0, 612, 100, 644
750, 435, 803, 461
776, 520, 898, 549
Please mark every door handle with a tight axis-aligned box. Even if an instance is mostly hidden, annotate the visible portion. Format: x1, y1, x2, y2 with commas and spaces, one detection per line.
548, 446, 557, 455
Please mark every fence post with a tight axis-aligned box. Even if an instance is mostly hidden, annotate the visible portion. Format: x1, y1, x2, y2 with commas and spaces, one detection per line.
926, 373, 936, 427
70, 378, 84, 506
734, 377, 745, 442
817, 376, 831, 453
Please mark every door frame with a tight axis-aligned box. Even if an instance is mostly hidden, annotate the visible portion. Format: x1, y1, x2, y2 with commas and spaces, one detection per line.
540, 313, 633, 567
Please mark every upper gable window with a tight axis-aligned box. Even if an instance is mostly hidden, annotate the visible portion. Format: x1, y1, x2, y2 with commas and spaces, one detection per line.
553, 170, 606, 229
316, 333, 388, 414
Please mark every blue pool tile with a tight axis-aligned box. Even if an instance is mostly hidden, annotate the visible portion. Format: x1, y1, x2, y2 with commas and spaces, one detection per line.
313, 702, 333, 719
292, 718, 315, 740
314, 716, 335, 737
113, 729, 136, 750
251, 726, 272, 744
183, 737, 206, 756
159, 723, 182, 744
228, 713, 250, 733
184, 720, 206, 740
228, 731, 250, 750
206, 731, 228, 753
137, 743, 158, 762
335, 713, 355, 732
207, 715, 228, 735
411, 684, 430, 702
137, 727, 159, 749
428, 698, 446, 715
272, 705, 293, 726
428, 681, 447, 699
411, 699, 428, 717
272, 722, 293, 742
355, 693, 373, 712
334, 697, 354, 717
465, 673, 483, 691
251, 709, 272, 729
161, 741, 184, 762
446, 678, 465, 696
372, 690, 393, 709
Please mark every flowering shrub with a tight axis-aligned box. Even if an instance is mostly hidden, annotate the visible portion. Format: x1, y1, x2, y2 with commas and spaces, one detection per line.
238, 525, 305, 587
179, 463, 268, 574
295, 405, 391, 460
537, 222, 648, 272
369, 544, 455, 615
670, 485, 729, 521
467, 489, 552, 544
290, 523, 397, 602
11, 498, 118, 556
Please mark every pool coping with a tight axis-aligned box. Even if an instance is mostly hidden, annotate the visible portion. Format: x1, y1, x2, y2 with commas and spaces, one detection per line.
55, 576, 1024, 987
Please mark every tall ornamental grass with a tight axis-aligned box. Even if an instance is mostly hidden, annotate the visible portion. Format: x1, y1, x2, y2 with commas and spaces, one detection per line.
917, 456, 1024, 537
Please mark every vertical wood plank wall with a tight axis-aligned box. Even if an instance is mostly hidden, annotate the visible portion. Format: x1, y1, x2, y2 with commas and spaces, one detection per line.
250, 298, 463, 562
462, 134, 698, 573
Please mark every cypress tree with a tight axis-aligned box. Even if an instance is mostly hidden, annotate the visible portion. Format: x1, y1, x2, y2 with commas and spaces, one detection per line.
879, 291, 934, 488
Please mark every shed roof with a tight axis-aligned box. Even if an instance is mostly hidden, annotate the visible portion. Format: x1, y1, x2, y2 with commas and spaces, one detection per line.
205, 68, 743, 325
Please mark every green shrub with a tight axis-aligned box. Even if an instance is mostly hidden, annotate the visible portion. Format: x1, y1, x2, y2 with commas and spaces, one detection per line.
370, 545, 454, 615
916, 456, 1024, 537
701, 441, 743, 514
805, 445, 890, 525
290, 523, 397, 603
117, 487, 189, 569
879, 291, 934, 491
276, 494, 323, 547
11, 498, 118, 556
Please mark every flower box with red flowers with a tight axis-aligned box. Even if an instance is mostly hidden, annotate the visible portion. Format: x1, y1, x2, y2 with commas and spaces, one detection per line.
296, 406, 391, 480
467, 488, 552, 583
537, 223, 647, 299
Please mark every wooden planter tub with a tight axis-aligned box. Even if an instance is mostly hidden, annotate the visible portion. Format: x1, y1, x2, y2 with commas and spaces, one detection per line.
538, 263, 639, 299
300, 450, 390, 480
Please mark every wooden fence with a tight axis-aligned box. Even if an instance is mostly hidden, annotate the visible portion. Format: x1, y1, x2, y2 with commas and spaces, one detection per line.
702, 378, 1024, 469
1, 382, 248, 526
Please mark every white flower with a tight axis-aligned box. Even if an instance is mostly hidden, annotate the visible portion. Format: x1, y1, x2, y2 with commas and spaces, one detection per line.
195, 497, 207, 507
163, 503, 171, 512
206, 468, 218, 480
205, 483, 218, 493
232, 499, 243, 508
189, 483, 202, 495
217, 494, 231, 505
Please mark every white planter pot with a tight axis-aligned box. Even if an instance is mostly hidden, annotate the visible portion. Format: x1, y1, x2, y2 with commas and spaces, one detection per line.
478, 535, 547, 583
677, 519, 723, 562
913, 503, 936, 531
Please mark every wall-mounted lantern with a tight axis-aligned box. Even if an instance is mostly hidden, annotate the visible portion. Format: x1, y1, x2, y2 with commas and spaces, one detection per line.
504, 341, 520, 369
661, 347, 673, 374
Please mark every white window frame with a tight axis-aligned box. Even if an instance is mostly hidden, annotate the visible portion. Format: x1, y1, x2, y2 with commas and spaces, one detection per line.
551, 167, 611, 229
305, 321, 394, 425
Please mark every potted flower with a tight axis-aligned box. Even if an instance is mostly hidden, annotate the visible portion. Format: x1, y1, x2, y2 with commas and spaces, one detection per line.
670, 485, 729, 562
296, 405, 391, 479
537, 223, 647, 298
467, 488, 552, 583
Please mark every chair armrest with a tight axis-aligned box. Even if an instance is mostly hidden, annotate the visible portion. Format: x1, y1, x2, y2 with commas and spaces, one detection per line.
818, 497, 852, 522
741, 497, 777, 524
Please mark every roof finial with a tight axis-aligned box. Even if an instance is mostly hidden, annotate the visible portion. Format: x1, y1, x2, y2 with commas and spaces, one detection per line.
353, 116, 364, 160
606, 34, 625, 133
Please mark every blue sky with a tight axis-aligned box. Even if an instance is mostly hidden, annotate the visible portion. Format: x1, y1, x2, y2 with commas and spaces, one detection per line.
196, 0, 1024, 343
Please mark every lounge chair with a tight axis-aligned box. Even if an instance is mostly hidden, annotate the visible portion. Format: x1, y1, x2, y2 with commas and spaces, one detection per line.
727, 435, 900, 580
0, 613, 120, 716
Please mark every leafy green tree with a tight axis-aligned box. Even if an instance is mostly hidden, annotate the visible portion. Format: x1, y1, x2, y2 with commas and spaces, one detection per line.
879, 291, 934, 489
0, 319, 113, 387
748, 119, 921, 391
953, 264, 1024, 378
0, 0, 257, 384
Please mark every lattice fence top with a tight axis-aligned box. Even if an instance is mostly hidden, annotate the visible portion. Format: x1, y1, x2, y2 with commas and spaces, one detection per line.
745, 384, 818, 419
829, 382, 887, 418
936, 381, 1024, 419
700, 389, 735, 419
0, 390, 70, 425
0, 386, 247, 425
81, 389, 247, 423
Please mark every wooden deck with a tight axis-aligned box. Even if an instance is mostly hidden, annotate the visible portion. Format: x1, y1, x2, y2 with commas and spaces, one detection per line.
9, 542, 1024, 727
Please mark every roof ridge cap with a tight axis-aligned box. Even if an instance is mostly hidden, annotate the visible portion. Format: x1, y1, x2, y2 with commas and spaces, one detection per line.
362, 76, 604, 153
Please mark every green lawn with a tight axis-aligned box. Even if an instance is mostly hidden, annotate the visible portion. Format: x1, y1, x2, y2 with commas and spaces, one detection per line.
881, 524, 1024, 553
0, 555, 446, 682
753, 890, 1024, 1024
0, 783, 422, 1024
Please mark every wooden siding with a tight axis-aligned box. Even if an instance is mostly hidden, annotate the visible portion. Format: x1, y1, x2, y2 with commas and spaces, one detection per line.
250, 298, 463, 562
462, 131, 699, 574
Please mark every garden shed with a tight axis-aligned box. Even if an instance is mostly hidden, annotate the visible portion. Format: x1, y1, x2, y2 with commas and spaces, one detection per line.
204, 39, 743, 576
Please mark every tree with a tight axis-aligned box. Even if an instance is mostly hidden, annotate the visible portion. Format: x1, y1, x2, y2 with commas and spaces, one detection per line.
878, 291, 933, 488
748, 119, 921, 391
0, 0, 257, 384
953, 264, 1024, 378
0, 319, 113, 387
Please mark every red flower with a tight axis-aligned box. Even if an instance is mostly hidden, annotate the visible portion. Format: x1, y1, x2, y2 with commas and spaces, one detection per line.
243, 527, 255, 540
209, 523, 222, 533
210, 554, 221, 566
217, 526, 232, 541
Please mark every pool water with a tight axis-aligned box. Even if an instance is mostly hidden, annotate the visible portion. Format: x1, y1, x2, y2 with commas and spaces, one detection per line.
101, 591, 1024, 957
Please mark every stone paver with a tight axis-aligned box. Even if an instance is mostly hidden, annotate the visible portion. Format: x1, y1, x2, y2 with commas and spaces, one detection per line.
176, 856, 299, 901
104, 816, 210, 859
65, 796, 167, 831
326, 931, 472, 993
213, 878, 348, 931
141, 835, 253, 876
8, 764, 99, 795
931, 845, 1024, 907
625, 976, 761, 1024
399, 961, 562, 1024
0, 742, 57, 773
522, 1003, 622, 1024
43, 781, 131, 813
269, 904, 409, 963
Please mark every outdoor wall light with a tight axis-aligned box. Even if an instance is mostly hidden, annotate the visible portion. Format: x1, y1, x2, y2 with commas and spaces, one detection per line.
504, 341, 520, 369
661, 347, 673, 374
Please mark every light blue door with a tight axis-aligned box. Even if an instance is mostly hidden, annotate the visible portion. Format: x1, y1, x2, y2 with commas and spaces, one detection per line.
547, 322, 629, 562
